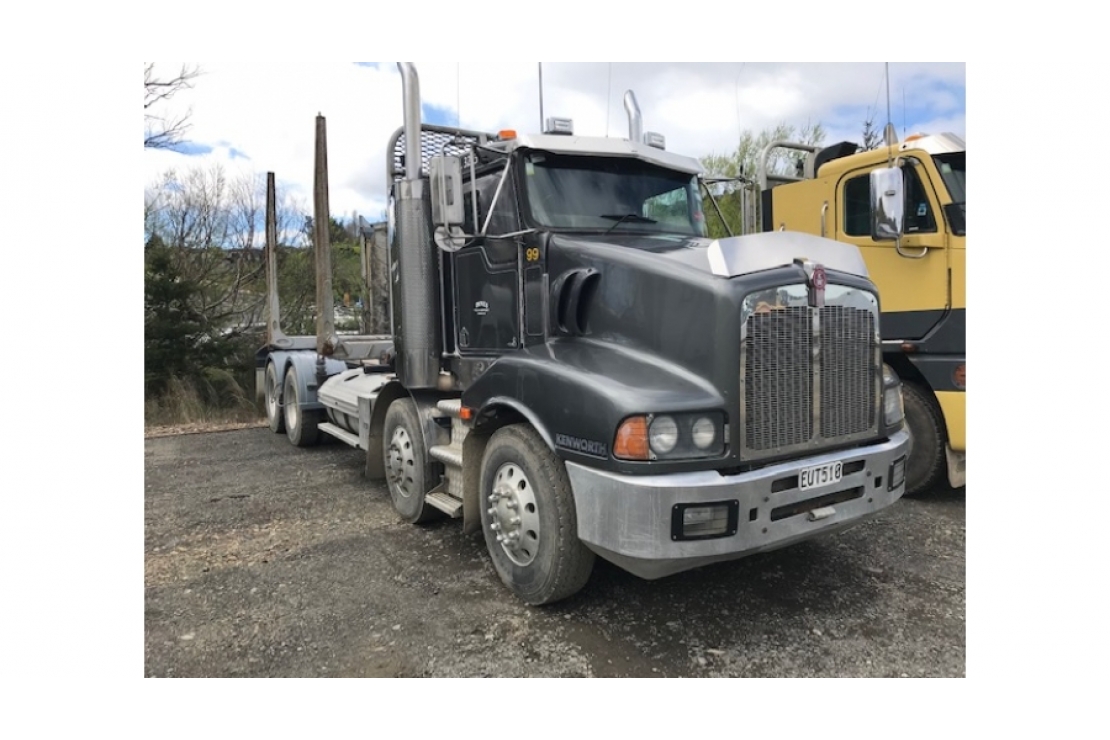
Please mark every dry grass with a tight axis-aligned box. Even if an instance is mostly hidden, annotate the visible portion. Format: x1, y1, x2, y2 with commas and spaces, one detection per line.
145, 375, 264, 436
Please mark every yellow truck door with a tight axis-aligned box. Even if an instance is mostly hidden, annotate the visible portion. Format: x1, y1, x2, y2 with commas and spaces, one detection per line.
834, 160, 949, 340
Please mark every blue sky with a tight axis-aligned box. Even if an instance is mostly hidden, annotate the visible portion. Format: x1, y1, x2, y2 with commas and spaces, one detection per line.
143, 62, 965, 234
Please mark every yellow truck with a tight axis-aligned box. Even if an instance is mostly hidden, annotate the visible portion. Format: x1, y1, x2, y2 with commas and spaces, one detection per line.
753, 131, 964, 495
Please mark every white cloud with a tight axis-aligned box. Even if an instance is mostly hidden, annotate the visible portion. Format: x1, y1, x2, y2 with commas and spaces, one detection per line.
144, 62, 965, 229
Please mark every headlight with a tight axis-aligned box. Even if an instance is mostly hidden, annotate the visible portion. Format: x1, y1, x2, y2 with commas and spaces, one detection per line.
615, 412, 727, 461
648, 416, 679, 454
691, 417, 717, 449
883, 365, 905, 426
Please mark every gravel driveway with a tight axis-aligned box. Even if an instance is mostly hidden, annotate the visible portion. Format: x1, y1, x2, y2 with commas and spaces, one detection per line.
144, 427, 965, 677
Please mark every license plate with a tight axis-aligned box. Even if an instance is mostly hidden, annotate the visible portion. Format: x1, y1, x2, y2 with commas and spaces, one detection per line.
800, 461, 843, 491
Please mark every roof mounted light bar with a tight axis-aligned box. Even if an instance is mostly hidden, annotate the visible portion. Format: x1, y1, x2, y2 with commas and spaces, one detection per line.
544, 117, 574, 135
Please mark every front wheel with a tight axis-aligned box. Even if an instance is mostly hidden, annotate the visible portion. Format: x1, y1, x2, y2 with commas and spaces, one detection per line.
479, 425, 595, 605
903, 382, 947, 496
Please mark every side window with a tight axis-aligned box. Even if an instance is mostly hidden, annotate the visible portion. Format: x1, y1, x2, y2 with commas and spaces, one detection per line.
842, 166, 936, 237
486, 172, 519, 237
903, 166, 936, 234
463, 189, 479, 234
464, 171, 519, 236
465, 171, 518, 264
843, 174, 870, 236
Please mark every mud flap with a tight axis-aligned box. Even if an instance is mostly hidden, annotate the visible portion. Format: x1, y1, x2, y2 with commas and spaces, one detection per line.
946, 445, 966, 488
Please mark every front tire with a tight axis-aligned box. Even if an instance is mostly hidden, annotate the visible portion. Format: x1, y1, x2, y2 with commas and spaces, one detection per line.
479, 425, 594, 605
283, 366, 320, 447
382, 399, 436, 524
903, 382, 947, 496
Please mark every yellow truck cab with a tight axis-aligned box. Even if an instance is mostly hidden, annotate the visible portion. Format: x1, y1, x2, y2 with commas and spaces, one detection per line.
755, 132, 965, 495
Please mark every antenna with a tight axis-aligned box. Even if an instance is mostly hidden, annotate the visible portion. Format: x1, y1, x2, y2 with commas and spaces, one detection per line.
883, 62, 897, 164
538, 62, 544, 131
735, 63, 745, 148
456, 63, 461, 127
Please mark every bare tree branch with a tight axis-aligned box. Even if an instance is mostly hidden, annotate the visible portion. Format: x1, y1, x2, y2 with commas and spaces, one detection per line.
144, 63, 202, 150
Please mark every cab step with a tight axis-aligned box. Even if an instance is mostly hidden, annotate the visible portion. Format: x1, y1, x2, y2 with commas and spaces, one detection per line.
425, 483, 463, 518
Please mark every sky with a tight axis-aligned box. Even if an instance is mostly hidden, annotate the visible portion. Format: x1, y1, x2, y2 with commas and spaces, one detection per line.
143, 62, 966, 235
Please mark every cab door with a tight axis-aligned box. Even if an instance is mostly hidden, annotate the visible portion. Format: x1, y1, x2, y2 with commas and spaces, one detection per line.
453, 170, 521, 355
835, 160, 949, 340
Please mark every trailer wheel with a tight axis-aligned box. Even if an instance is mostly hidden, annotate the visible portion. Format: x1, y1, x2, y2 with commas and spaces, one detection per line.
903, 382, 946, 496
265, 362, 285, 434
479, 425, 595, 605
382, 399, 436, 524
283, 367, 320, 447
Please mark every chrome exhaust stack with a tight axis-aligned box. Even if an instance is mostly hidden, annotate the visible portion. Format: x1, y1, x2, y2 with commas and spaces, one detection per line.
392, 62, 441, 389
623, 90, 643, 144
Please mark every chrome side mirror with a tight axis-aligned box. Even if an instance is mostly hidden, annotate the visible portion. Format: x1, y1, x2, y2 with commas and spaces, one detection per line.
430, 155, 465, 251
870, 167, 904, 241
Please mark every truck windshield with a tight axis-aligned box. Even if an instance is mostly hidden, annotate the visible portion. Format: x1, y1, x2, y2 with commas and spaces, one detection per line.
523, 152, 706, 237
933, 152, 965, 236
934, 152, 965, 203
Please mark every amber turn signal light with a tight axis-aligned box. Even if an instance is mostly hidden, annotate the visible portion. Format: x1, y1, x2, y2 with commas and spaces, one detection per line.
614, 416, 650, 460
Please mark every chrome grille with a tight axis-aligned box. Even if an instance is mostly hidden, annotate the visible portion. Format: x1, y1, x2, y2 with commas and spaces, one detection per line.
744, 307, 812, 451
819, 306, 877, 438
741, 288, 879, 460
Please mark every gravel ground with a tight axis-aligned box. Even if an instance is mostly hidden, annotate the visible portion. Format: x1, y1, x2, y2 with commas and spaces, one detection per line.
144, 427, 965, 678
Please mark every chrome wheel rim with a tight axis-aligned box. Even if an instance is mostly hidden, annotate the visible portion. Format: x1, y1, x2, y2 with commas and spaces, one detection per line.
387, 426, 416, 499
488, 462, 540, 566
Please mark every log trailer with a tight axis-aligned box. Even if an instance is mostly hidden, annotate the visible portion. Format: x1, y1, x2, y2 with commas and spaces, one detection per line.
753, 130, 965, 495
257, 62, 910, 605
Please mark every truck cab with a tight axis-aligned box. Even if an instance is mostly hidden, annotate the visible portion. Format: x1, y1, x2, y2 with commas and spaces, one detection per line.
756, 133, 966, 495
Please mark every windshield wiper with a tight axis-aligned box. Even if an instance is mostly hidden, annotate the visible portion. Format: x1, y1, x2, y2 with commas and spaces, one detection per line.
601, 213, 657, 234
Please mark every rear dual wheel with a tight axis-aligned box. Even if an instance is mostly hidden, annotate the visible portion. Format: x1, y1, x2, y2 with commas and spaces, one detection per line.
383, 399, 436, 524
264, 362, 285, 434
283, 366, 321, 447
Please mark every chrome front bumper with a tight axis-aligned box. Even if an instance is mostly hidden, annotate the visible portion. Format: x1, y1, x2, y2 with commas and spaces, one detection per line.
565, 429, 909, 580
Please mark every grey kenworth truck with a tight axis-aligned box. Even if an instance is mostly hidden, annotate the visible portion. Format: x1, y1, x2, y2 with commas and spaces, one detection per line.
258, 62, 910, 605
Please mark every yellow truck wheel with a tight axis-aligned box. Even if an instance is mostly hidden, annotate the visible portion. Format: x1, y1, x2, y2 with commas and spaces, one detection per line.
903, 382, 947, 496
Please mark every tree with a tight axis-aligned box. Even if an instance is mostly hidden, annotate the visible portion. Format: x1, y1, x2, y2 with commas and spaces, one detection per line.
145, 162, 309, 403
145, 63, 201, 149
700, 121, 825, 238
860, 113, 881, 152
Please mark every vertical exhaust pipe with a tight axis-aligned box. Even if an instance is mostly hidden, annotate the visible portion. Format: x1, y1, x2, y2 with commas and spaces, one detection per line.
392, 62, 441, 388
623, 90, 643, 144
397, 63, 423, 182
